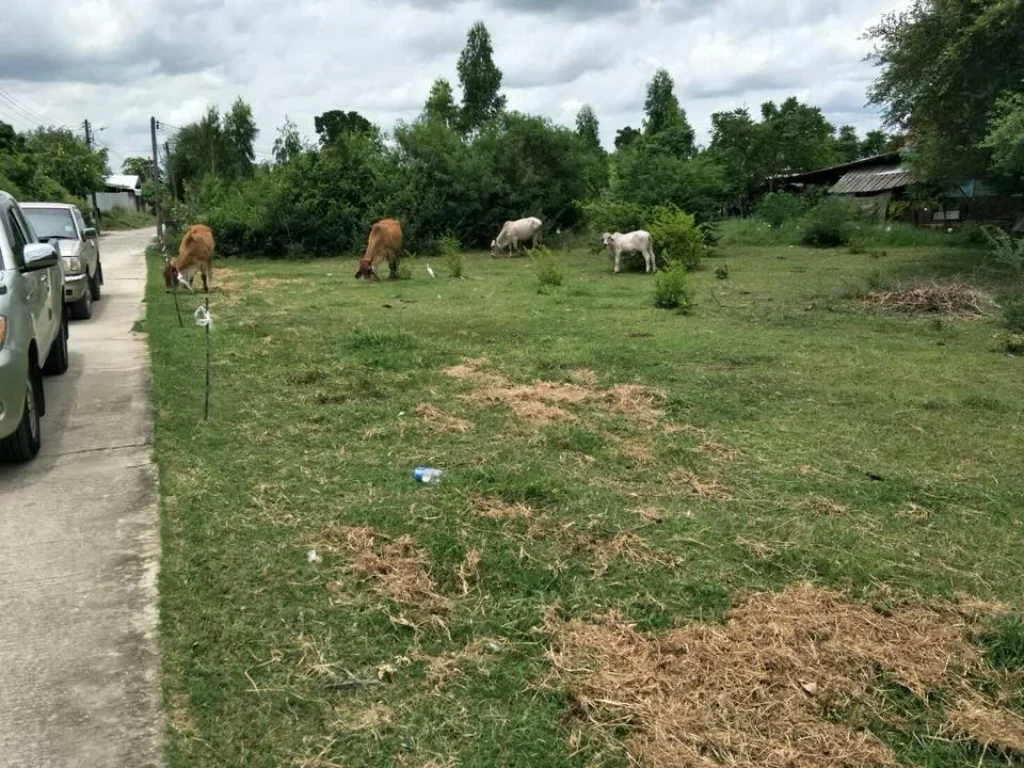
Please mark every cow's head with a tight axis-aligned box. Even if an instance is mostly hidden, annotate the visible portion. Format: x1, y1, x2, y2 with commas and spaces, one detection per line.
600, 232, 615, 249
489, 239, 501, 258
162, 258, 178, 288
354, 259, 379, 281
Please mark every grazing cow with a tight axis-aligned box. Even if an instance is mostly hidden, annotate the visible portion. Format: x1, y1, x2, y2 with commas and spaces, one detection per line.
355, 218, 403, 281
164, 224, 215, 292
490, 216, 542, 258
601, 230, 657, 274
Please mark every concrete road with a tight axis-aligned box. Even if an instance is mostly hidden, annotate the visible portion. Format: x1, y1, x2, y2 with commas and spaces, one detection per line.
0, 227, 162, 768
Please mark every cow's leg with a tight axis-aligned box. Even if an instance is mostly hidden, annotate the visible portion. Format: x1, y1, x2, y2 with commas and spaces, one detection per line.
388, 254, 399, 280
201, 262, 210, 292
613, 250, 621, 274
648, 246, 657, 272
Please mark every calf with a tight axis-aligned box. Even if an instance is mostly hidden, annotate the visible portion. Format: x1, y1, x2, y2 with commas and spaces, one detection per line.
601, 230, 657, 274
355, 218, 403, 280
490, 216, 542, 258
164, 224, 215, 292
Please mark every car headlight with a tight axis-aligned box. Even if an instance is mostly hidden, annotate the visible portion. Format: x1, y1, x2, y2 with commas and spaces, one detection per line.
63, 256, 83, 274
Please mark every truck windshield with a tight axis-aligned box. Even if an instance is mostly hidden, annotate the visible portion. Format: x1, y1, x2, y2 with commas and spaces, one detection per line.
23, 208, 77, 240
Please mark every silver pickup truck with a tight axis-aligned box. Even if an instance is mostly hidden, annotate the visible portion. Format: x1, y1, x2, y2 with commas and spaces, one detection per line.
0, 190, 70, 462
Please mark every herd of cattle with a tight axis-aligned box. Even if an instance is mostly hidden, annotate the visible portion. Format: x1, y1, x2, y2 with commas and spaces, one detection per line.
162, 217, 659, 291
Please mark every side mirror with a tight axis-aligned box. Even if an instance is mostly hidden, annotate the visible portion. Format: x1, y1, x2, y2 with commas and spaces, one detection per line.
83, 227, 98, 239
23, 243, 59, 271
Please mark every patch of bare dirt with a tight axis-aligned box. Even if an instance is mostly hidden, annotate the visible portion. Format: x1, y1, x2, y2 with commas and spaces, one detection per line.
415, 403, 473, 433
546, 582, 1007, 768
313, 525, 450, 612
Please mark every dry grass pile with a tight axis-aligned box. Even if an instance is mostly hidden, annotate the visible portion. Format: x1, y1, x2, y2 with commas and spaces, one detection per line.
443, 358, 663, 426
945, 696, 1024, 753
801, 495, 851, 516
861, 281, 986, 315
548, 582, 1019, 767
313, 525, 450, 612
587, 532, 680, 577
472, 495, 534, 519
414, 403, 472, 433
667, 468, 732, 500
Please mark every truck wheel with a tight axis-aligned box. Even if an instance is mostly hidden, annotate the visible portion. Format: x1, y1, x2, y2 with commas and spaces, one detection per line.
89, 265, 102, 301
43, 311, 69, 376
0, 370, 42, 462
70, 288, 93, 320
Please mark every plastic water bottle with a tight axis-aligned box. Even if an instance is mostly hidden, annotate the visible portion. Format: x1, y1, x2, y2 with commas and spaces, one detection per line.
413, 467, 444, 484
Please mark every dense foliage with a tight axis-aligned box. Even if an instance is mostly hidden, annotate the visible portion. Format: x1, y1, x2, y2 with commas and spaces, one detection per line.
0, 121, 108, 208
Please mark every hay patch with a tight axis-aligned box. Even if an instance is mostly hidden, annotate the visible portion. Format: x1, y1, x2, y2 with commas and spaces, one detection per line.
547, 582, 1002, 768
801, 495, 851, 516
457, 549, 481, 595
313, 525, 450, 612
859, 281, 987, 316
697, 441, 742, 461
444, 358, 663, 427
588, 532, 680, 577
667, 468, 732, 500
415, 403, 473, 433
166, 692, 198, 738
617, 440, 656, 467
946, 696, 1024, 754
473, 495, 534, 519
570, 368, 598, 385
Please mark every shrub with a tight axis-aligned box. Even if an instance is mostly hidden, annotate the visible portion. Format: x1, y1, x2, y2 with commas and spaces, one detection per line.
715, 265, 729, 280
532, 246, 563, 288
800, 198, 856, 247
648, 204, 704, 272
698, 220, 720, 249
438, 233, 464, 278
1002, 333, 1024, 355
960, 221, 987, 245
396, 262, 413, 280
1001, 295, 1024, 332
576, 195, 648, 236
981, 224, 1024, 281
653, 266, 694, 313
757, 192, 805, 227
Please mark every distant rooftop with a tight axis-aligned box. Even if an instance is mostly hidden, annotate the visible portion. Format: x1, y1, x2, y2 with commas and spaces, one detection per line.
104, 174, 141, 191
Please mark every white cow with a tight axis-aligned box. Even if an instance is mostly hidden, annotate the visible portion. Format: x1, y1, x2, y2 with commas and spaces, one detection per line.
602, 230, 657, 274
490, 216, 543, 258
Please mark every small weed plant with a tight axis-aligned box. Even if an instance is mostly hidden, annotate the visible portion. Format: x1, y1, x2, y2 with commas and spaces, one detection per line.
653, 265, 694, 313
439, 233, 464, 279
757, 192, 805, 227
801, 198, 857, 248
715, 265, 730, 280
981, 224, 1024, 281
532, 246, 563, 289
649, 204, 705, 272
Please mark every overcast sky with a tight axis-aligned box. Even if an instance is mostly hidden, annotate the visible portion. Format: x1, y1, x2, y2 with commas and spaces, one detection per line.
0, 0, 911, 171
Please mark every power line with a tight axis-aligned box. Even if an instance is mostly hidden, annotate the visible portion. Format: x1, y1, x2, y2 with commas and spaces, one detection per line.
0, 87, 52, 126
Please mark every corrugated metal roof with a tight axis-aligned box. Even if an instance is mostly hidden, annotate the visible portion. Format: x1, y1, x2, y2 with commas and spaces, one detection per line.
829, 164, 915, 195
105, 174, 141, 191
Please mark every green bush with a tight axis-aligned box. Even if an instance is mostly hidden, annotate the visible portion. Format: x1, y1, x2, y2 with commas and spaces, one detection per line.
438, 233, 464, 278
653, 266, 694, 313
1001, 295, 1024, 332
532, 246, 563, 288
576, 195, 648, 236
757, 192, 805, 227
981, 224, 1024, 281
1002, 333, 1024, 355
800, 198, 857, 247
715, 265, 729, 280
648, 204, 704, 271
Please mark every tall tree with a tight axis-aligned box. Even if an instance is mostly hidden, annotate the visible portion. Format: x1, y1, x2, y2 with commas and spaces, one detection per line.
834, 125, 861, 163
866, 0, 1024, 188
423, 78, 459, 128
980, 92, 1024, 180
614, 126, 641, 150
641, 68, 695, 158
222, 97, 258, 176
314, 110, 377, 145
860, 129, 891, 158
272, 116, 305, 166
575, 105, 601, 150
121, 157, 152, 178
456, 21, 506, 133
23, 127, 109, 198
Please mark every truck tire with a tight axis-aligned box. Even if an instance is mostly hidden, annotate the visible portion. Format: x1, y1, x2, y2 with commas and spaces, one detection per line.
70, 288, 93, 320
42, 310, 69, 376
89, 263, 102, 301
0, 369, 42, 462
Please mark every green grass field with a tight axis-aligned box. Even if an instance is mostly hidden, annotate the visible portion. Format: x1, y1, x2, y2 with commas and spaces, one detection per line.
147, 238, 1024, 767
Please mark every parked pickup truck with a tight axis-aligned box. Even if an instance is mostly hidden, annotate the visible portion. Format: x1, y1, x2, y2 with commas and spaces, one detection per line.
21, 202, 103, 320
0, 190, 70, 462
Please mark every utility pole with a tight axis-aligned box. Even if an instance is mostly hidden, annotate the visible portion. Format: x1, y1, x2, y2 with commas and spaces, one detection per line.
83, 119, 101, 233
150, 116, 163, 241
164, 141, 175, 203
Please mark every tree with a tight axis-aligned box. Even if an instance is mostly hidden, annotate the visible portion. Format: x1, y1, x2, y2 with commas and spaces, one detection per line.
122, 156, 152, 178
641, 68, 695, 158
272, 116, 305, 166
860, 129, 890, 158
834, 125, 861, 163
866, 0, 1024, 188
423, 78, 459, 128
222, 97, 258, 176
575, 105, 601, 151
980, 92, 1024, 180
23, 127, 109, 199
314, 110, 377, 145
456, 21, 506, 133
708, 108, 761, 211
758, 97, 837, 177
614, 126, 641, 150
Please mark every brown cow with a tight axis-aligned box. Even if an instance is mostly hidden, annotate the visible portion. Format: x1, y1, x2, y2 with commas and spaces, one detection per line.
355, 219, 403, 281
164, 224, 215, 292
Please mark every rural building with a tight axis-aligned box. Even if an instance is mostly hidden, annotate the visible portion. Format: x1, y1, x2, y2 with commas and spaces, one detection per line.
96, 174, 143, 212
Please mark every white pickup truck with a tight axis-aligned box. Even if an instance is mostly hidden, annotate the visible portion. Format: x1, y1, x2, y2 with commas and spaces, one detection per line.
0, 190, 70, 462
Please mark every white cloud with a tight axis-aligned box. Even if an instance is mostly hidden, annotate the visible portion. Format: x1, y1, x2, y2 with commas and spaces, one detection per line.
0, 0, 913, 169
